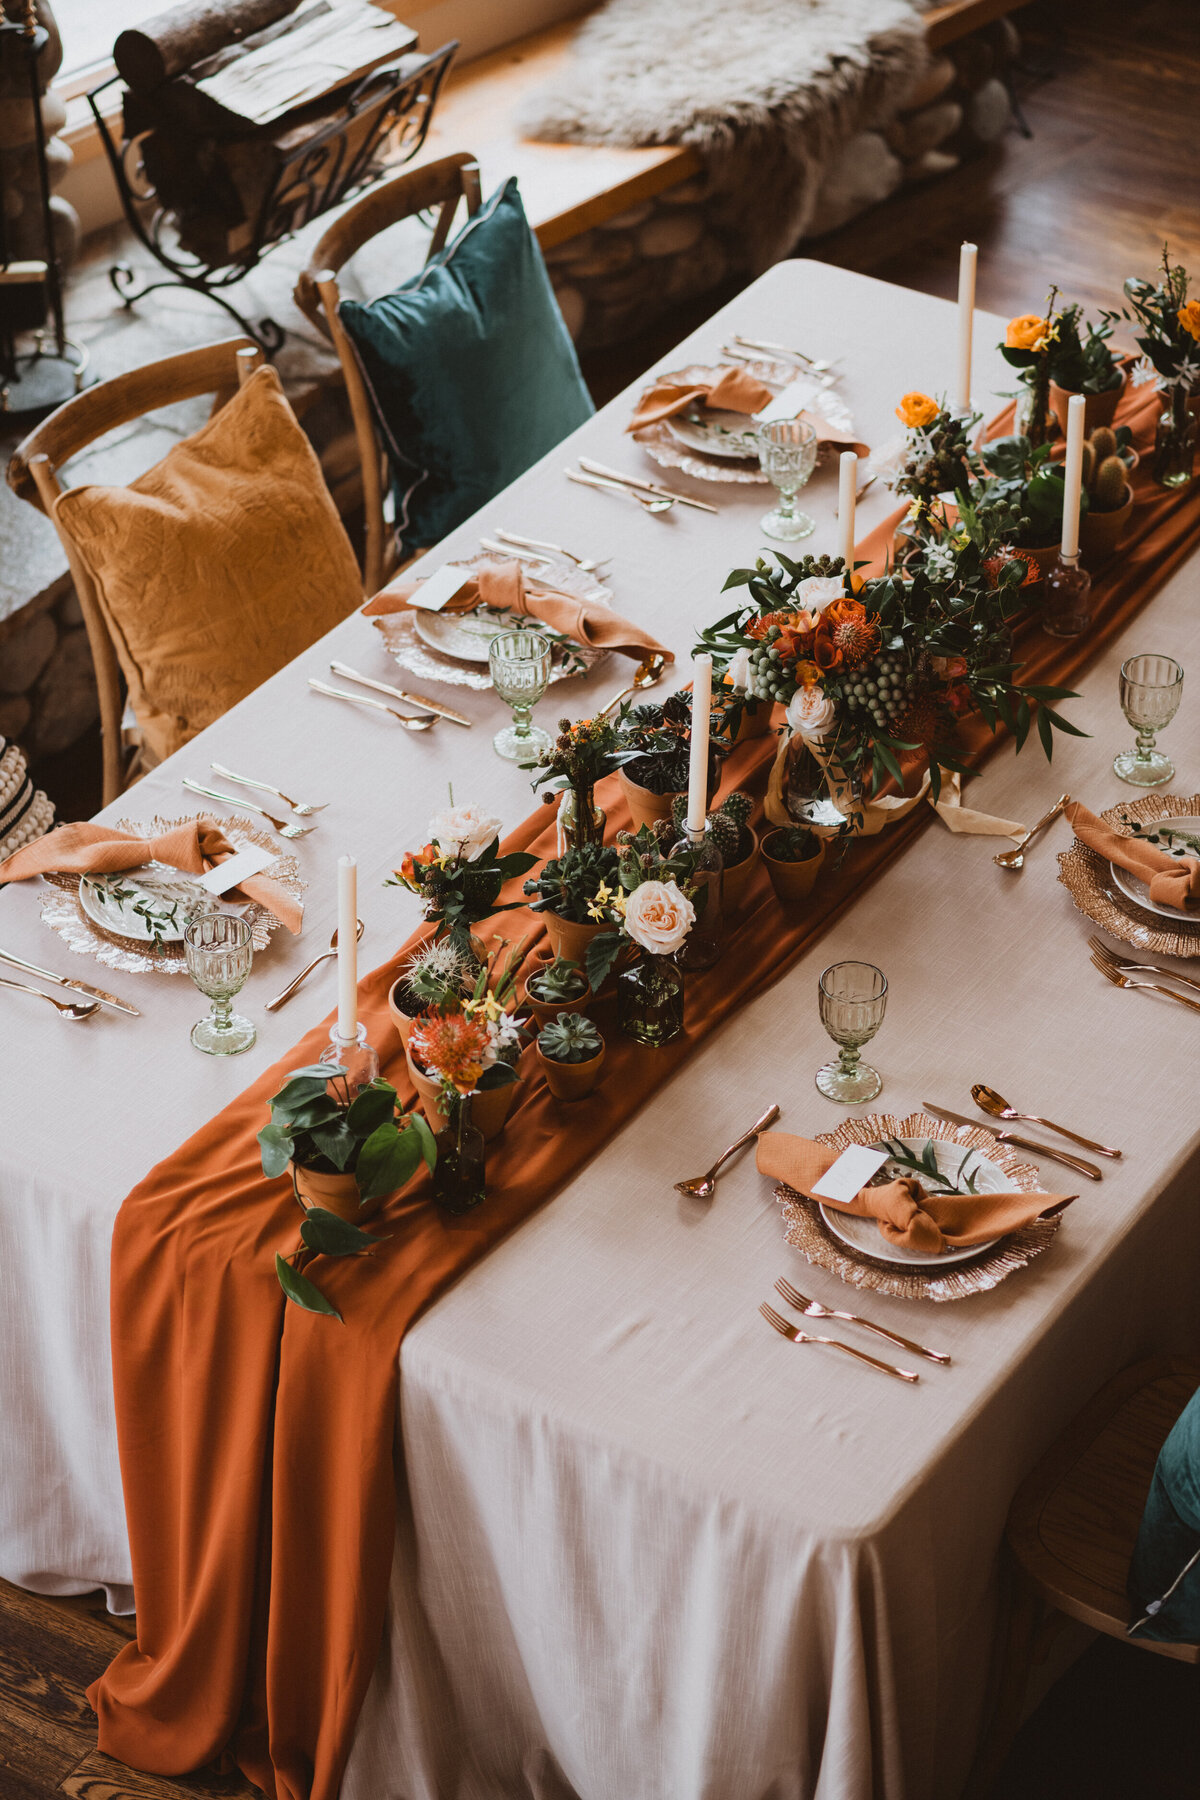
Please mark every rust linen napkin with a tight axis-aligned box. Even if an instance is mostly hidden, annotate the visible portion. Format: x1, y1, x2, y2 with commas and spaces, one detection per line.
756, 1131, 1061, 1256
363, 557, 672, 664
1065, 799, 1200, 910
626, 366, 776, 430
0, 818, 303, 933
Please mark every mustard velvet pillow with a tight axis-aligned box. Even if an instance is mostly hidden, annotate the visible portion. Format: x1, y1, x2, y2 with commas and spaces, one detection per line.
54, 365, 363, 763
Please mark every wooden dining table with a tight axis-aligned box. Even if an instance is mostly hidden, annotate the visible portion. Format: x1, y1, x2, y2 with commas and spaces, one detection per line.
2, 259, 1198, 1800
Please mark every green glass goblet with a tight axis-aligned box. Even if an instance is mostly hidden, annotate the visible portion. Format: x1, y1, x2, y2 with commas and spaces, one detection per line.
184, 912, 256, 1055
488, 629, 553, 761
755, 418, 818, 541
1114, 652, 1184, 786
815, 960, 887, 1103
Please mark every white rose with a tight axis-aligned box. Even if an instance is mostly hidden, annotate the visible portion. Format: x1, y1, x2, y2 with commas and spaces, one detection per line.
726, 647, 753, 693
427, 802, 503, 863
795, 575, 845, 614
623, 879, 695, 956
786, 684, 837, 739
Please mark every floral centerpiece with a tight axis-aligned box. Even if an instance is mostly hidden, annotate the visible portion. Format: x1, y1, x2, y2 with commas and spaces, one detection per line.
583, 825, 699, 1045
389, 798, 538, 950
613, 692, 727, 829
523, 840, 623, 967
522, 713, 639, 849
1002, 296, 1124, 441
891, 394, 981, 510
1120, 246, 1198, 487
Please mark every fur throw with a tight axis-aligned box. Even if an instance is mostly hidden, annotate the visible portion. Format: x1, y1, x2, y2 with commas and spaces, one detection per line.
521, 0, 931, 268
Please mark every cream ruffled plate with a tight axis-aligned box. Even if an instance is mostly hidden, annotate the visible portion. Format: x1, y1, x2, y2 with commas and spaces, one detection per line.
78, 866, 220, 945
818, 1135, 1003, 1269
1108, 812, 1200, 922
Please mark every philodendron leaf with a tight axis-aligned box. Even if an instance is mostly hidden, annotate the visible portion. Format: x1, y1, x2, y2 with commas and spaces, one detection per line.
275, 1253, 342, 1321
408, 1109, 437, 1172
357, 1121, 422, 1202
585, 931, 623, 993
284, 1096, 341, 1130
346, 1084, 396, 1137
271, 1075, 333, 1111
286, 1064, 345, 1082
299, 1207, 389, 1256
258, 1122, 294, 1179
308, 1120, 357, 1171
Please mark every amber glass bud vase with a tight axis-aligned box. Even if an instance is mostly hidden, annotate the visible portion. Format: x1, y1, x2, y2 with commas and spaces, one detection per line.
1153, 384, 1197, 489
557, 784, 607, 853
1042, 551, 1093, 639
432, 1092, 486, 1214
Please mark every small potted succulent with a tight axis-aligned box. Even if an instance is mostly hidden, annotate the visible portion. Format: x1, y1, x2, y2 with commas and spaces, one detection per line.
1078, 425, 1136, 562
536, 1012, 606, 1101
521, 953, 590, 1028
614, 692, 724, 832
669, 789, 758, 913
523, 840, 623, 968
761, 824, 826, 901
259, 1063, 435, 1318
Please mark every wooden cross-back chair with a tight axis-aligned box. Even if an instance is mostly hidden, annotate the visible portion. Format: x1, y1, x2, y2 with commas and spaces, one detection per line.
294, 151, 483, 595
8, 338, 264, 807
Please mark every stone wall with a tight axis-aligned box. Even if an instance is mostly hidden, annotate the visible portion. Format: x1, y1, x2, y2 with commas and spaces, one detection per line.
0, 576, 97, 757
546, 19, 1021, 351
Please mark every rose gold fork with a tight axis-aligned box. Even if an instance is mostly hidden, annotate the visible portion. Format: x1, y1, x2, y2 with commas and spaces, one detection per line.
1088, 935, 1200, 996
758, 1303, 919, 1382
1089, 950, 1200, 1014
774, 1277, 951, 1364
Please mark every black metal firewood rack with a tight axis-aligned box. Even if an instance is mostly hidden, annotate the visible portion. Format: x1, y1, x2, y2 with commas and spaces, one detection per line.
87, 40, 456, 353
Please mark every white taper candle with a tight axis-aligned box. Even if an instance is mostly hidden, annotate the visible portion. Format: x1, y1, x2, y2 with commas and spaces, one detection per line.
337, 855, 357, 1042
1060, 392, 1086, 561
956, 242, 977, 414
687, 654, 712, 836
838, 451, 857, 573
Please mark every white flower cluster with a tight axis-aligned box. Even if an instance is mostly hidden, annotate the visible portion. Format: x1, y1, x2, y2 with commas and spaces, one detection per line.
428, 801, 503, 862
484, 1011, 523, 1065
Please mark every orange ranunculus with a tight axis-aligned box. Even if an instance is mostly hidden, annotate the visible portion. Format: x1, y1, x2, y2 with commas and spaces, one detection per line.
1006, 313, 1049, 353
794, 659, 822, 689
1178, 300, 1200, 342
895, 391, 940, 430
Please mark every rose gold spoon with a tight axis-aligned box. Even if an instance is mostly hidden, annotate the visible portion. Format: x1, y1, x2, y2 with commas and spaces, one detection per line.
675, 1103, 780, 1198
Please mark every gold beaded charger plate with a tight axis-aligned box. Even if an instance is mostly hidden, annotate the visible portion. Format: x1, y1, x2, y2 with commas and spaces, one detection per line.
1057, 793, 1200, 959
375, 555, 610, 691
41, 815, 305, 976
776, 1111, 1060, 1303
634, 360, 857, 485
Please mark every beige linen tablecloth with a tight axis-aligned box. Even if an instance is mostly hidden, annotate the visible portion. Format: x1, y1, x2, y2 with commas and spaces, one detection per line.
1, 262, 1198, 1800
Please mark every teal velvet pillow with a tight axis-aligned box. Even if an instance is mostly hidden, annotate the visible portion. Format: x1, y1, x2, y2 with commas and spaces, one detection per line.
339, 177, 594, 555
1127, 1381, 1200, 1643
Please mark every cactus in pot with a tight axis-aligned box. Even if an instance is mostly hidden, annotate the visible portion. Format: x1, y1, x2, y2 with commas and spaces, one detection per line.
1080, 425, 1133, 513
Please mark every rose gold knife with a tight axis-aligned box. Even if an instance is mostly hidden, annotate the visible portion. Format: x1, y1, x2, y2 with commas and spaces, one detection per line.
921, 1103, 1102, 1181
328, 661, 471, 726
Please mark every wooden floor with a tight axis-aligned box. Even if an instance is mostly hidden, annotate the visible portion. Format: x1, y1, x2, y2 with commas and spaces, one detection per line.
8, 2, 1200, 1795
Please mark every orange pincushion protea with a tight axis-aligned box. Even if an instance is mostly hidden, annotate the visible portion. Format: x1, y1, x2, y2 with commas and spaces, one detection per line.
984, 548, 1039, 589
410, 1011, 490, 1093
812, 597, 881, 672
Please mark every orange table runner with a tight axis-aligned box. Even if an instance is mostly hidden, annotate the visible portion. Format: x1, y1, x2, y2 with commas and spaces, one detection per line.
89, 382, 1200, 1799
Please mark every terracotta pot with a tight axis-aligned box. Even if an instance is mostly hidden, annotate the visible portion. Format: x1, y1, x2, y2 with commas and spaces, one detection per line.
386, 929, 489, 1049
404, 1043, 517, 1141
291, 1161, 384, 1224
520, 959, 591, 1030
1048, 377, 1123, 439
1079, 485, 1134, 563
721, 828, 760, 915
618, 769, 684, 833
542, 909, 607, 968
537, 1040, 605, 1102
732, 698, 775, 744
761, 832, 826, 902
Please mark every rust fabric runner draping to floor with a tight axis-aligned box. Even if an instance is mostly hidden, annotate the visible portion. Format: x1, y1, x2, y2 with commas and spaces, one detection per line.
88, 382, 1199, 1800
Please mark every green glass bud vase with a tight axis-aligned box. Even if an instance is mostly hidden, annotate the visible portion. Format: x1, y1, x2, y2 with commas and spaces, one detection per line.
432, 1092, 486, 1214
557, 784, 607, 853
617, 951, 684, 1047
1153, 384, 1196, 489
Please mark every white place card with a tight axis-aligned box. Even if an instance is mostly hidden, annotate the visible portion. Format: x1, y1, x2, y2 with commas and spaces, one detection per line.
754, 375, 820, 424
811, 1143, 890, 1203
408, 564, 474, 612
197, 842, 277, 895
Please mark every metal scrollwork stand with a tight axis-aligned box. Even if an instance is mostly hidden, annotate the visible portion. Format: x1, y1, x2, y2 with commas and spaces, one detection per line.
87, 40, 456, 354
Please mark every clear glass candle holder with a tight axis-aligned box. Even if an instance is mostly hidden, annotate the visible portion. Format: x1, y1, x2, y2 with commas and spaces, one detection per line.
755, 418, 818, 541
1114, 652, 1184, 786
184, 912, 256, 1055
816, 960, 887, 1103
488, 629, 553, 761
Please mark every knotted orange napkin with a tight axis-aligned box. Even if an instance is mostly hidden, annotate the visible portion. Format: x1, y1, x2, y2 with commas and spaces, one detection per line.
756, 1132, 1064, 1256
0, 818, 303, 933
627, 366, 776, 431
363, 558, 672, 665
1065, 799, 1200, 910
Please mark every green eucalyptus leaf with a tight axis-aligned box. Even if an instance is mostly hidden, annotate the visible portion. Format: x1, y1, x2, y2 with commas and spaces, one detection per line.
258, 1122, 294, 1179
275, 1253, 342, 1321
299, 1207, 388, 1256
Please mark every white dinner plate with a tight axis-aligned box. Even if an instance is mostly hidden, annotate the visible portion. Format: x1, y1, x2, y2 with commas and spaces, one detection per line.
818, 1136, 1003, 1269
413, 608, 513, 663
78, 864, 218, 945
1110, 814, 1200, 923
665, 409, 762, 461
